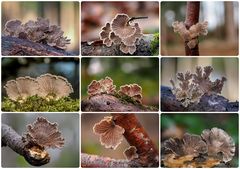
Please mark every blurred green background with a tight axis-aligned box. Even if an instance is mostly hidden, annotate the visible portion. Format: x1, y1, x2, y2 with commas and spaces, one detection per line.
161, 113, 239, 167
81, 113, 159, 159
161, 57, 239, 101
2, 1, 79, 54
81, 57, 159, 107
81, 1, 159, 41
1, 57, 79, 99
2, 113, 79, 167
161, 1, 239, 55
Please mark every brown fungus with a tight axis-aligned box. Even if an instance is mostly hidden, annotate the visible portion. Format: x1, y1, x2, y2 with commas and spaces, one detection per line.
99, 23, 112, 47
119, 84, 142, 103
87, 77, 116, 96
201, 127, 235, 162
4, 76, 39, 102
36, 73, 73, 100
124, 146, 139, 160
93, 116, 125, 149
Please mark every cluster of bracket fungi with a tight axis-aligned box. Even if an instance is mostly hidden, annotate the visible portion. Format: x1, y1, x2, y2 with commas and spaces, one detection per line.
93, 115, 139, 161
99, 14, 145, 54
87, 76, 143, 103
172, 21, 208, 49
162, 127, 235, 168
170, 66, 226, 107
4, 17, 70, 49
4, 73, 73, 102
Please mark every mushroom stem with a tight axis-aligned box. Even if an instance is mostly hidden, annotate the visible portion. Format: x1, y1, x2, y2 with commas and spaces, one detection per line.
128, 16, 148, 23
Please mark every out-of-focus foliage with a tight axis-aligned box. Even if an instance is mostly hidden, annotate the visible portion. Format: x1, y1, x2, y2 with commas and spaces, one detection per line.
81, 2, 159, 41
161, 57, 238, 101
161, 1, 239, 55
2, 96, 79, 112
81, 58, 159, 107
2, 113, 79, 167
2, 58, 79, 99
2, 1, 79, 54
81, 113, 159, 159
161, 113, 239, 167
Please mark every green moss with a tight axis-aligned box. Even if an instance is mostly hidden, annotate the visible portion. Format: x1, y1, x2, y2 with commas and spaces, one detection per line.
2, 96, 79, 112
150, 33, 159, 56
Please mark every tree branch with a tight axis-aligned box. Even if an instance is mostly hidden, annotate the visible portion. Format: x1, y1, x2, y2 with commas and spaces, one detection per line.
2, 36, 75, 56
2, 124, 50, 166
184, 1, 200, 56
161, 86, 239, 111
81, 34, 157, 56
81, 94, 157, 112
112, 114, 159, 167
81, 153, 139, 168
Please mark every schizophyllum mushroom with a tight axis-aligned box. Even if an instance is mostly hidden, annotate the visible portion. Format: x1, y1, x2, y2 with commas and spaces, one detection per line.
162, 127, 235, 168
170, 66, 226, 107
4, 73, 73, 102
172, 21, 208, 49
99, 14, 147, 54
4, 18, 70, 49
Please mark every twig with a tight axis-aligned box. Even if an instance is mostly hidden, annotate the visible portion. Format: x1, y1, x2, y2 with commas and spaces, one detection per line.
1, 124, 50, 166
161, 86, 239, 111
112, 114, 159, 167
184, 1, 200, 56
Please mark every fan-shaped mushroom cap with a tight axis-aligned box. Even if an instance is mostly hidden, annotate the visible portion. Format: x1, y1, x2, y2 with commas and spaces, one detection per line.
109, 32, 122, 44
120, 43, 136, 55
201, 127, 235, 162
23, 116, 64, 148
122, 23, 143, 46
111, 14, 136, 38
36, 73, 73, 100
4, 76, 39, 101
124, 146, 139, 160
4, 19, 23, 37
99, 22, 112, 47
119, 84, 142, 103
93, 116, 125, 149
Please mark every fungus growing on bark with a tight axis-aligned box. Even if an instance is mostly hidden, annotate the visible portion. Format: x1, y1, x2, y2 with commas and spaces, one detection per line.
3, 17, 70, 50
172, 21, 208, 49
119, 84, 143, 103
93, 116, 125, 149
124, 146, 139, 160
36, 73, 73, 100
201, 127, 235, 162
87, 77, 116, 96
4, 76, 39, 102
98, 13, 145, 54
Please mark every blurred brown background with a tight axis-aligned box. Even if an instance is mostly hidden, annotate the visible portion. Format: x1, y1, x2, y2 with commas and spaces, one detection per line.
81, 1, 159, 41
161, 1, 239, 55
81, 113, 159, 159
2, 1, 79, 54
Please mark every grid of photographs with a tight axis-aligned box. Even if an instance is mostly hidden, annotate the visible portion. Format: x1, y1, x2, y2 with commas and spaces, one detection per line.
0, 0, 239, 168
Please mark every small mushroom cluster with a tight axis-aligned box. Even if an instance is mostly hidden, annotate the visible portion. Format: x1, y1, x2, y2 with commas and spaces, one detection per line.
22, 117, 64, 166
4, 73, 73, 102
3, 17, 70, 49
99, 14, 143, 54
93, 115, 139, 161
88, 77, 143, 103
170, 66, 226, 107
172, 21, 208, 49
162, 127, 235, 168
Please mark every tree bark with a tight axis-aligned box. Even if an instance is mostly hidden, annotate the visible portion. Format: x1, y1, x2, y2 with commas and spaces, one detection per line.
184, 2, 200, 56
112, 114, 159, 167
161, 86, 239, 111
81, 34, 156, 56
2, 36, 75, 56
2, 124, 50, 166
81, 94, 158, 112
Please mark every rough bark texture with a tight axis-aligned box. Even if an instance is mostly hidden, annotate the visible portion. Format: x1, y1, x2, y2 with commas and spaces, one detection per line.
1, 124, 50, 166
184, 1, 200, 56
81, 153, 137, 168
161, 86, 239, 111
81, 94, 157, 112
112, 114, 159, 167
81, 34, 155, 56
2, 36, 74, 56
